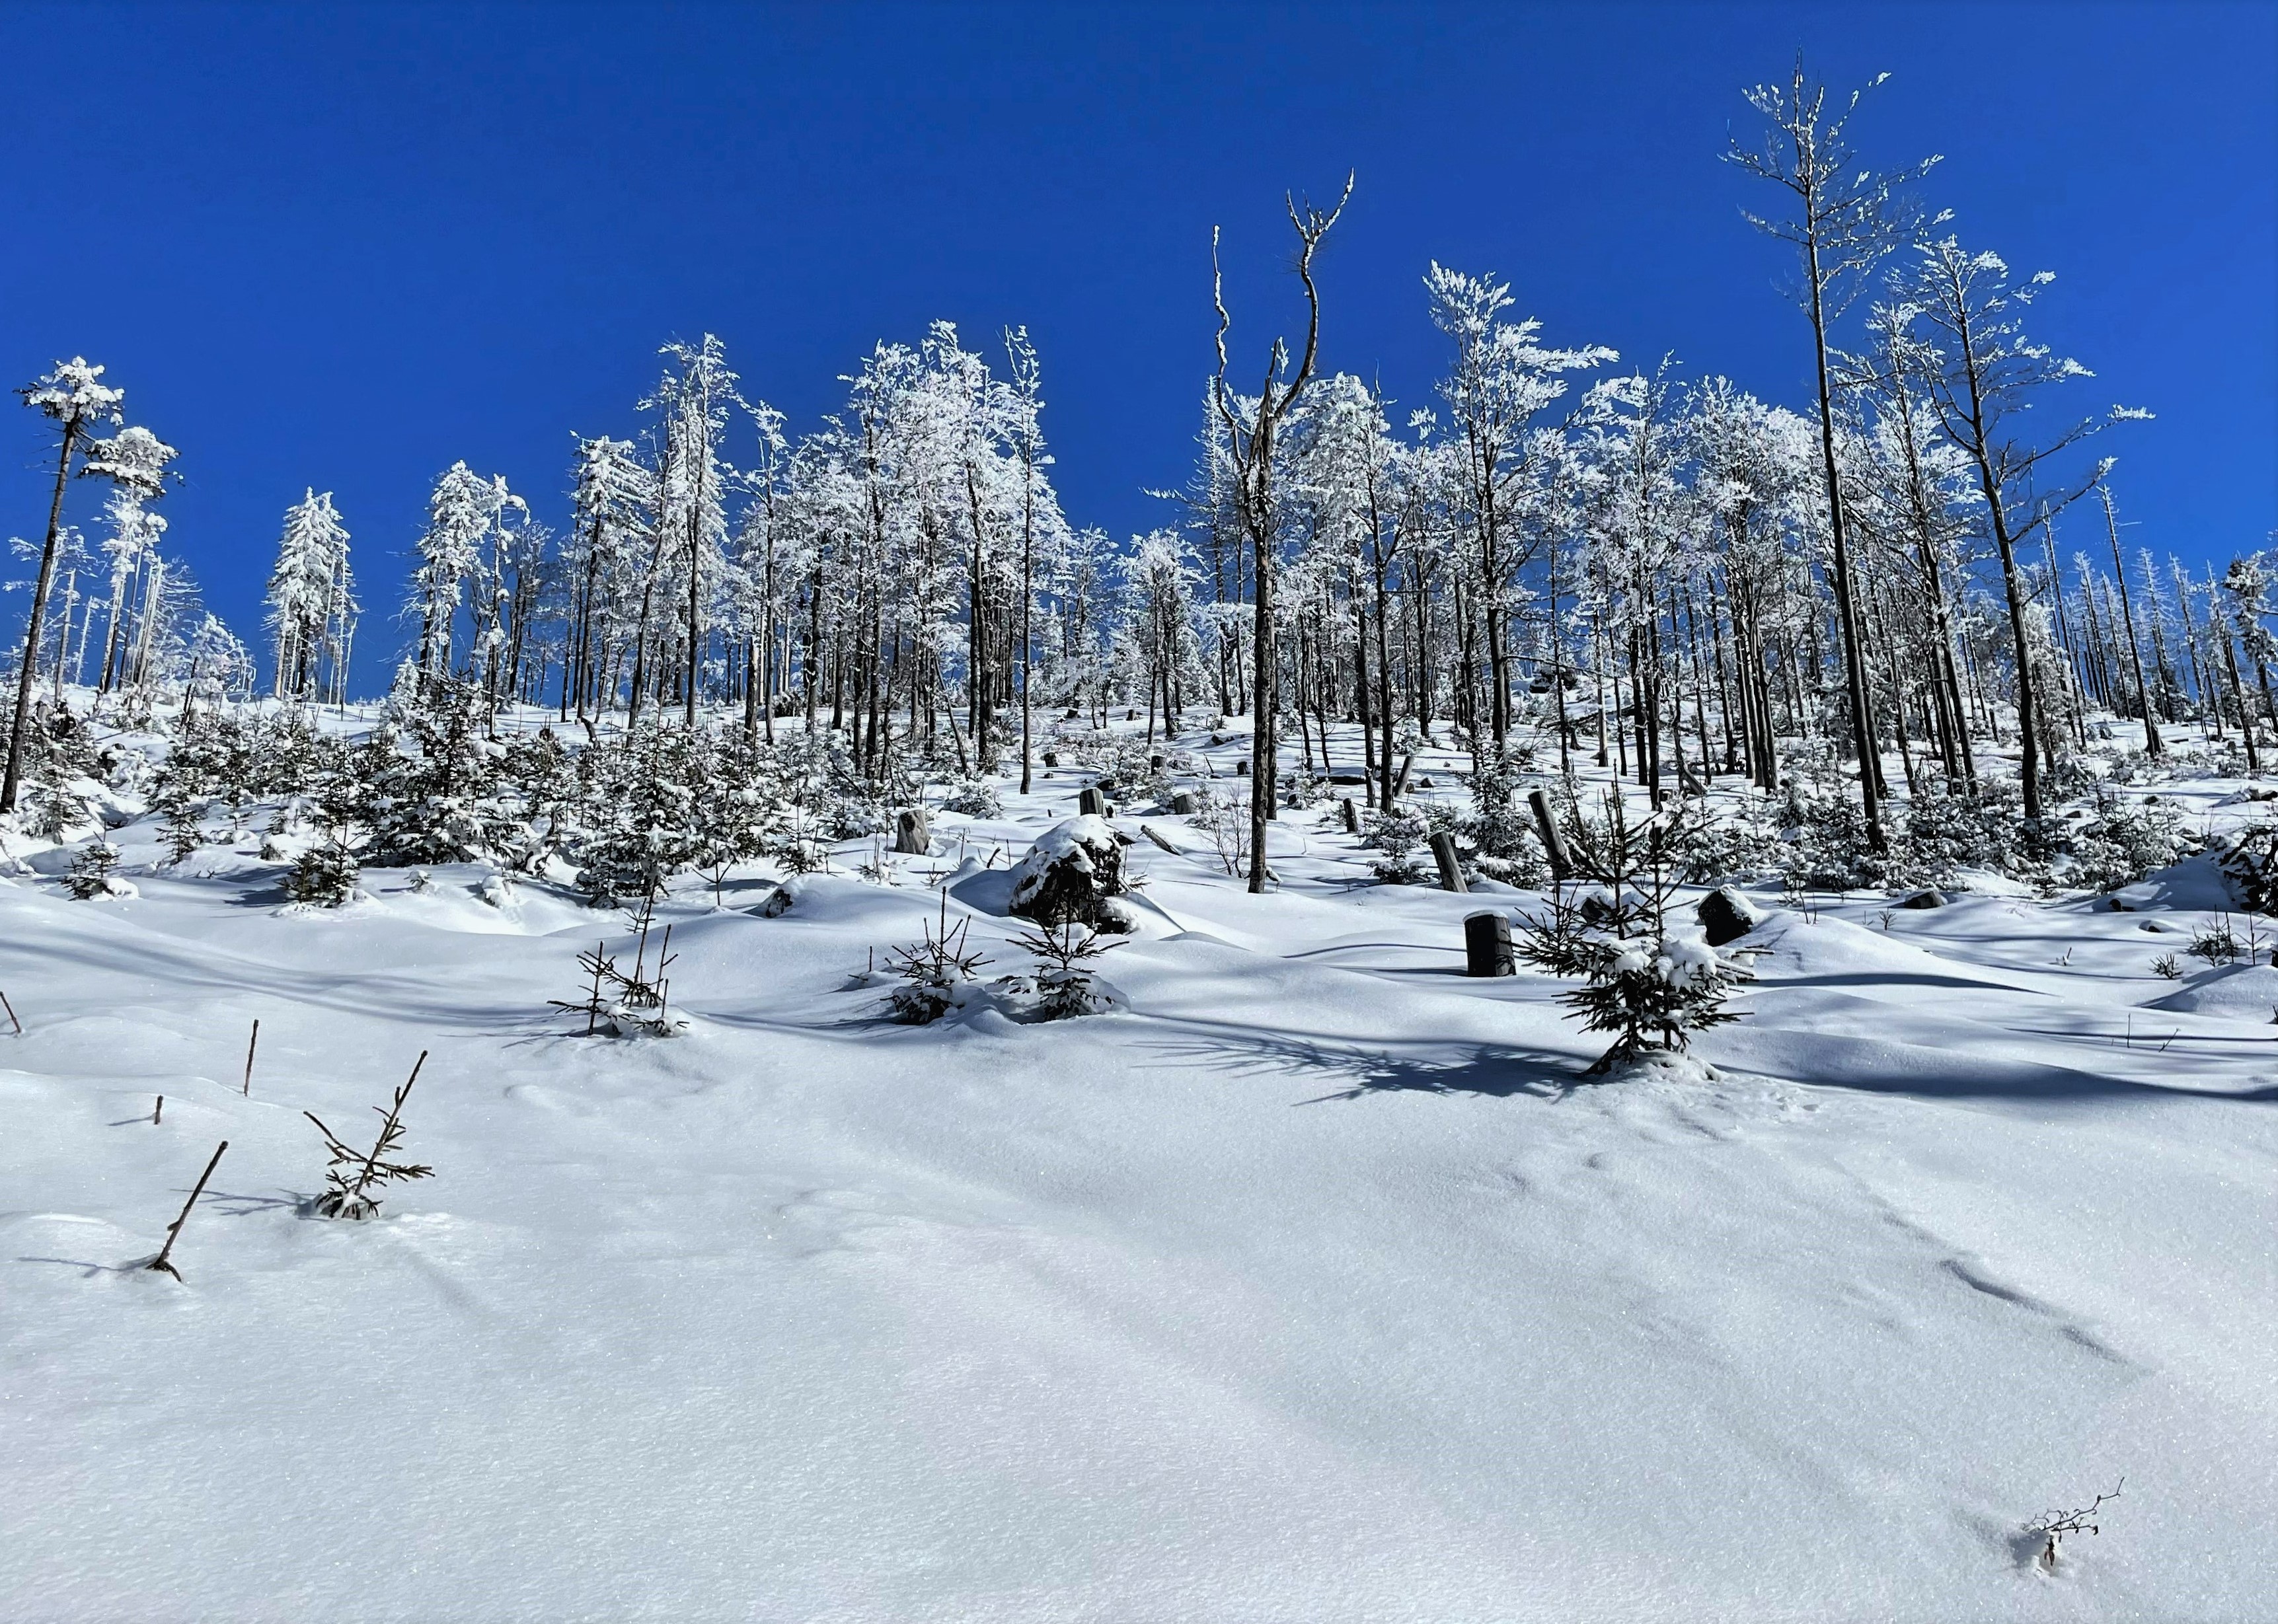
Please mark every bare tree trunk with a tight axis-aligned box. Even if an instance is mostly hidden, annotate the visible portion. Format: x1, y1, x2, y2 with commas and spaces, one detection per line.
3, 426, 81, 812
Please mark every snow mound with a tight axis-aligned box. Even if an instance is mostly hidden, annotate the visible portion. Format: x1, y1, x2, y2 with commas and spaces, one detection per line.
1747, 911, 1990, 984
2109, 852, 2234, 913
2146, 961, 2278, 1017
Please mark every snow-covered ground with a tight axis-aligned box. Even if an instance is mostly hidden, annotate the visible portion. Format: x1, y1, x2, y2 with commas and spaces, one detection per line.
4, 716, 2274, 1621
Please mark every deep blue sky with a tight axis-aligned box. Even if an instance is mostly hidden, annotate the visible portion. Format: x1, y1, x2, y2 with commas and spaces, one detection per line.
4, 1, 2272, 692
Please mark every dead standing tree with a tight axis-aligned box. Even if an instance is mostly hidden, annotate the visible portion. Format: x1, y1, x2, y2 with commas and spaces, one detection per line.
1211, 172, 1353, 895
1727, 61, 1936, 854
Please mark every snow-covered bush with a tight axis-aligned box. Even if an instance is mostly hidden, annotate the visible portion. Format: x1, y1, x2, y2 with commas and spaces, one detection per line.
157, 795, 206, 865
1771, 742, 1889, 889
568, 723, 706, 904
1090, 738, 1174, 805
2103, 747, 2173, 787
1894, 776, 2023, 883
1188, 787, 1251, 878
2061, 793, 2189, 893
253, 708, 345, 799
282, 827, 361, 907
773, 727, 897, 839
22, 760, 98, 844
1670, 795, 1787, 884
1361, 803, 1431, 885
356, 692, 523, 869
940, 777, 1003, 817
1460, 747, 1537, 860
1787, 794, 1887, 892
2041, 751, 2101, 803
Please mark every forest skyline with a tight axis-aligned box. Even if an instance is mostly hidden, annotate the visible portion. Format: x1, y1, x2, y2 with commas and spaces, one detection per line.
2, 1, 2271, 696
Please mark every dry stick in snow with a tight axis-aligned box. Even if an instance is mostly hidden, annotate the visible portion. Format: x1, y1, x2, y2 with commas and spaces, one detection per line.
242, 1019, 259, 1096
153, 1095, 163, 1125
1, 988, 19, 1035
147, 1140, 227, 1280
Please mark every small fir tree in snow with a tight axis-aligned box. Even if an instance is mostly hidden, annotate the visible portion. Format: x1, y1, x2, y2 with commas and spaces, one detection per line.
551, 887, 681, 1036
883, 895, 989, 1023
22, 749, 94, 843
1009, 920, 1120, 1019
157, 794, 206, 866
282, 815, 362, 907
1519, 793, 1747, 1074
305, 1053, 434, 1220
63, 836, 130, 899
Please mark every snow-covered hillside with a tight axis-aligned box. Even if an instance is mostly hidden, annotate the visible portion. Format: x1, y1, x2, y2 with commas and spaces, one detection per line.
4, 715, 2274, 1623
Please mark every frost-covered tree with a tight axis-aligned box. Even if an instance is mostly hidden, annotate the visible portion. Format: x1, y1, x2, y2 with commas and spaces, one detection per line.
266, 490, 356, 703
1425, 263, 1613, 747
646, 334, 743, 727
7, 364, 171, 813
1727, 62, 1936, 852
1898, 235, 2148, 822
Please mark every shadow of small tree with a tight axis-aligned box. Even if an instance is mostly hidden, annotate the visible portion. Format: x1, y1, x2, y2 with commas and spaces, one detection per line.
1137, 1025, 1582, 1103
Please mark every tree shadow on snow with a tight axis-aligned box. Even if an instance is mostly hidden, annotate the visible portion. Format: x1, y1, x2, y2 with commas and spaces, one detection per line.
1135, 1020, 1585, 1102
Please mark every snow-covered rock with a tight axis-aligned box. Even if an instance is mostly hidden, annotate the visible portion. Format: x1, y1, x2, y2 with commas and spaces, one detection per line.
1696, 885, 1763, 946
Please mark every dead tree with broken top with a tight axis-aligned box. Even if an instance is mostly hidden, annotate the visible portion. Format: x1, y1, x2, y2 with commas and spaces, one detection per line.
1210, 172, 1353, 895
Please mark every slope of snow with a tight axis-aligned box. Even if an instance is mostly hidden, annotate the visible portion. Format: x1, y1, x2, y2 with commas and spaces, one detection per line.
3, 719, 2274, 1622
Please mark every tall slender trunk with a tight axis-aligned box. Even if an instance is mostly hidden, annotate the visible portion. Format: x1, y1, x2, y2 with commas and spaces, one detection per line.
3, 425, 81, 812
1803, 235, 1885, 848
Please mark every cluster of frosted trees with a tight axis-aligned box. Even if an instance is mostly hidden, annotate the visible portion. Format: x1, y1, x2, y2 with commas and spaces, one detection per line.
1133, 64, 2255, 885
1, 361, 253, 813
10, 63, 2274, 883
400, 324, 1092, 795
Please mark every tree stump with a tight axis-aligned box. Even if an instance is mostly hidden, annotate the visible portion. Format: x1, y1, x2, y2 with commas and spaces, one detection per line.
1340, 796, 1359, 834
1169, 791, 1197, 815
1696, 885, 1761, 946
1527, 788, 1571, 880
893, 808, 930, 856
1078, 786, 1110, 818
1464, 910, 1515, 977
1429, 831, 1468, 893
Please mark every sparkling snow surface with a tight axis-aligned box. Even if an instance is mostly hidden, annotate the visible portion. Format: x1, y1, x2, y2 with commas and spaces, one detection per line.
4, 715, 2274, 1622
